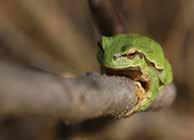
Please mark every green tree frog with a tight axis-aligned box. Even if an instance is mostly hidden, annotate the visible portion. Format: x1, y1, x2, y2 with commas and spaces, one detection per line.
97, 34, 173, 114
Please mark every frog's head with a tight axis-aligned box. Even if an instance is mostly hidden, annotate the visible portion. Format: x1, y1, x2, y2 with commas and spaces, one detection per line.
98, 34, 155, 69
98, 34, 168, 70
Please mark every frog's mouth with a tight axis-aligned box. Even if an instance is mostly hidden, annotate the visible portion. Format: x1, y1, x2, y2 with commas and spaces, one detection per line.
103, 67, 150, 91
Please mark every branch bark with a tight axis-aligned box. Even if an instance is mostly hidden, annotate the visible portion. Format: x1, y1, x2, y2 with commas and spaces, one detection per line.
0, 60, 138, 123
0, 60, 176, 123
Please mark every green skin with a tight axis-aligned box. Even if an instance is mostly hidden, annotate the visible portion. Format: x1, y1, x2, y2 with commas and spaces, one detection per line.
98, 34, 173, 112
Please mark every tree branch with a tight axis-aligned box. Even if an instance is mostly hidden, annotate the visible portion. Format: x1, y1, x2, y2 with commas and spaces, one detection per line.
0, 60, 138, 123
0, 60, 176, 124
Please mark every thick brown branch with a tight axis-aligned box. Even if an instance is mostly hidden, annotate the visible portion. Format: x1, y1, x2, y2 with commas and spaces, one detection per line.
0, 60, 137, 123
0, 60, 176, 123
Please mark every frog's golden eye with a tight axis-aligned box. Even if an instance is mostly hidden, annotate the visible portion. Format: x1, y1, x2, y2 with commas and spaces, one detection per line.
127, 52, 136, 59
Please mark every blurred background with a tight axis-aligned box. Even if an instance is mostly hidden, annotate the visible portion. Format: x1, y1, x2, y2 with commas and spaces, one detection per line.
0, 0, 194, 140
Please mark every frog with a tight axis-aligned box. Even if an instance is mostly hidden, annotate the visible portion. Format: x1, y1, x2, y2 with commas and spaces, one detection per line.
97, 34, 173, 115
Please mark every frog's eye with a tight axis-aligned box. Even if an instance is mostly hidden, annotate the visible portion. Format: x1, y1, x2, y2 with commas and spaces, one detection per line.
127, 52, 137, 59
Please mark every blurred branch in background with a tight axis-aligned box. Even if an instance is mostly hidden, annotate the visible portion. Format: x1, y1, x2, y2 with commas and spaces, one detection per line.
89, 0, 126, 36
0, 0, 98, 74
164, 0, 194, 95
0, 23, 65, 74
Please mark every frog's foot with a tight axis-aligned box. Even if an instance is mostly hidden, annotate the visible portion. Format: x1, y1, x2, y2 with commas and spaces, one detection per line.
124, 82, 147, 116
